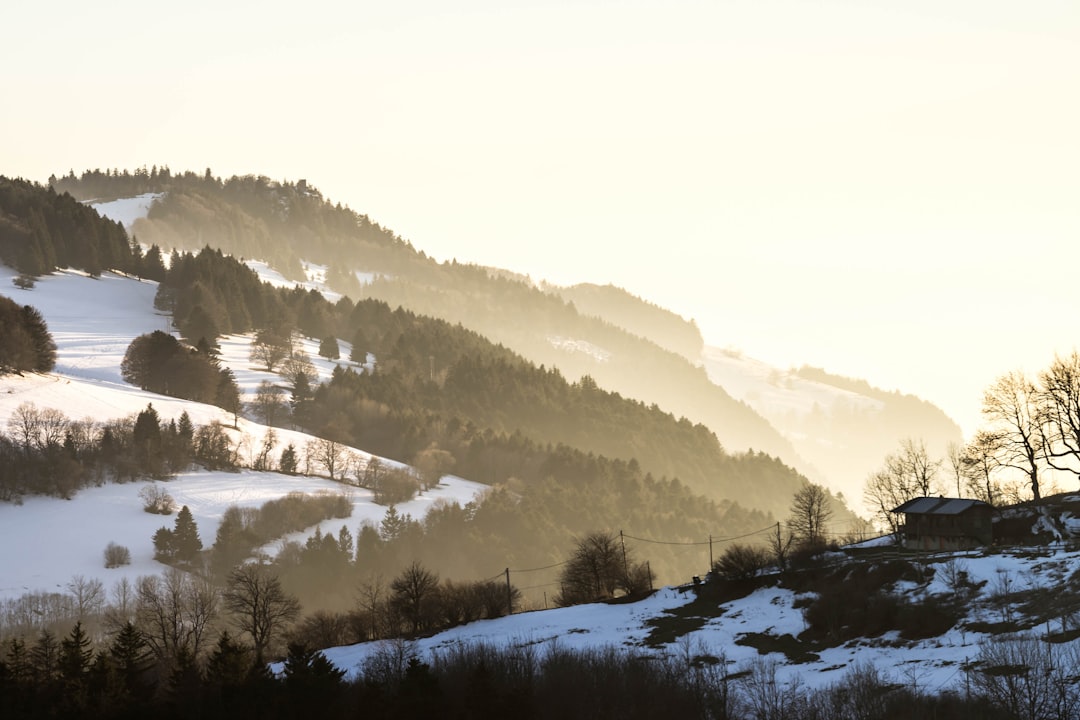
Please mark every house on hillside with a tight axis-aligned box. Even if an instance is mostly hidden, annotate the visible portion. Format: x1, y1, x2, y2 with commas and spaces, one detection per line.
891, 497, 993, 551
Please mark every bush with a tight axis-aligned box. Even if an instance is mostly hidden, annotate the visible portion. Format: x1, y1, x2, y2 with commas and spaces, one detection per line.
139, 483, 175, 514
713, 543, 772, 582
104, 542, 132, 568
373, 468, 421, 505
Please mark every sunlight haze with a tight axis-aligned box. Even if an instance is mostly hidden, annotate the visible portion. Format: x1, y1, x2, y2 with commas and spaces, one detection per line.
4, 0, 1078, 436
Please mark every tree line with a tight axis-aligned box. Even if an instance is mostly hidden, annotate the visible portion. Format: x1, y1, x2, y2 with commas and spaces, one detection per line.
0, 608, 1061, 719
0, 402, 238, 501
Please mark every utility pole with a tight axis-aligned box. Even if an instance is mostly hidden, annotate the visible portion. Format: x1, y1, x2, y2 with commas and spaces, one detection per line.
620, 530, 629, 579
709, 534, 714, 568
505, 568, 513, 616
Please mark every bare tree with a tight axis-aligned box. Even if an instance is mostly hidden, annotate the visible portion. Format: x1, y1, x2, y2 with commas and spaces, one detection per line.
555, 531, 643, 606
356, 573, 388, 641
252, 429, 278, 471
280, 350, 316, 390
250, 381, 287, 427
390, 561, 441, 635
787, 483, 833, 548
135, 569, 219, 663
945, 441, 966, 498
1038, 351, 1080, 482
223, 564, 300, 663
863, 438, 942, 533
982, 370, 1043, 500
66, 575, 105, 620
9, 401, 43, 456
307, 437, 347, 481
249, 329, 291, 371
963, 430, 1002, 506
768, 523, 796, 571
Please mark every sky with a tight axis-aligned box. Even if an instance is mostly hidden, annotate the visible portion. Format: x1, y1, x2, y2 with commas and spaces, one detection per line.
3, 0, 1079, 436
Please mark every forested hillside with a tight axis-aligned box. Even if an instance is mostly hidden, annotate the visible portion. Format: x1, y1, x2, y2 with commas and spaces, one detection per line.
547, 281, 704, 361
0, 177, 863, 596
52, 169, 804, 470
152, 245, 834, 524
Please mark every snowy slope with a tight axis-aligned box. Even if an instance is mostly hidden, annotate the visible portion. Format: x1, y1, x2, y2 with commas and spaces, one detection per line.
88, 193, 161, 230
0, 263, 483, 602
702, 346, 881, 423
305, 541, 1080, 696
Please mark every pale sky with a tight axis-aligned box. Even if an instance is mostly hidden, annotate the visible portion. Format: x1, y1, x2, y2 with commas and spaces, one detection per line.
3, 0, 1079, 438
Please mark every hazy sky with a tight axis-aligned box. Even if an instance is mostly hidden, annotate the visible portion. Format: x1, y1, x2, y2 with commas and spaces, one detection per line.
3, 0, 1078, 437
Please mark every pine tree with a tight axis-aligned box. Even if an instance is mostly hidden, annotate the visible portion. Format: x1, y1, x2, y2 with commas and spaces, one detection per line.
216, 368, 242, 427
204, 631, 253, 691
133, 404, 164, 477
108, 621, 152, 699
20, 305, 56, 372
59, 621, 93, 681
153, 527, 176, 562
318, 334, 340, 360
172, 505, 203, 562
279, 444, 298, 475
30, 629, 59, 684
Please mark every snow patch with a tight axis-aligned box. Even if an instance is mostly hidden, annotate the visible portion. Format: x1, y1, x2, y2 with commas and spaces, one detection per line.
548, 335, 611, 363
88, 193, 161, 230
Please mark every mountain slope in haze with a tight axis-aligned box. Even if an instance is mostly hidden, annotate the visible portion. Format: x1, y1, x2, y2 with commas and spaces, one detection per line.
53, 169, 806, 474
703, 347, 964, 504
68, 170, 961, 511
546, 281, 705, 362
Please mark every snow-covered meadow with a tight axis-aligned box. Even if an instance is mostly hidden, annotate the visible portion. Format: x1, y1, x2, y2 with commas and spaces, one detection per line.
306, 542, 1080, 695
0, 261, 484, 603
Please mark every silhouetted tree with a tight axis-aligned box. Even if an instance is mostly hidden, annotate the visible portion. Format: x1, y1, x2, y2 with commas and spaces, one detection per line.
223, 564, 300, 664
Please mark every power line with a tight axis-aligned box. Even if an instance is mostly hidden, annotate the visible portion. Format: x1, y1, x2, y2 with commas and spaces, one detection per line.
621, 533, 709, 546
510, 561, 567, 574
624, 524, 776, 547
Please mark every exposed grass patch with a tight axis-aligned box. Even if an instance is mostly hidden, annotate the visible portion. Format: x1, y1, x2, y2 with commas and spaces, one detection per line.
735, 632, 821, 664
965, 619, 1028, 635
641, 594, 722, 648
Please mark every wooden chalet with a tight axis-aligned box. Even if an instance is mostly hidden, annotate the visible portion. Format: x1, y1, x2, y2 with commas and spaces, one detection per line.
891, 497, 992, 551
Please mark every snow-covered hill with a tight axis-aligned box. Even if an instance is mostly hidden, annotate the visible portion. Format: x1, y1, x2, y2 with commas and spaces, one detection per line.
702, 346, 962, 505
0, 263, 483, 602
306, 537, 1080, 697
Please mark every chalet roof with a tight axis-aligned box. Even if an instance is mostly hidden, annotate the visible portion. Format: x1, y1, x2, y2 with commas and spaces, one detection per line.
891, 497, 991, 515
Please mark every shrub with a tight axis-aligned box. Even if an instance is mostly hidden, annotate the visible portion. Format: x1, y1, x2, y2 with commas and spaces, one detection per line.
104, 542, 132, 568
139, 483, 175, 514
713, 543, 772, 582
373, 468, 421, 505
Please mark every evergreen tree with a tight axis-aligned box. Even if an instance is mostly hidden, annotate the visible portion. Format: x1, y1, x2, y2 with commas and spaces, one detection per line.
20, 305, 57, 372
30, 629, 59, 685
173, 505, 203, 562
58, 621, 94, 689
153, 526, 176, 562
318, 334, 340, 360
281, 642, 344, 715
108, 621, 153, 701
133, 404, 164, 477
216, 368, 241, 426
279, 444, 298, 475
